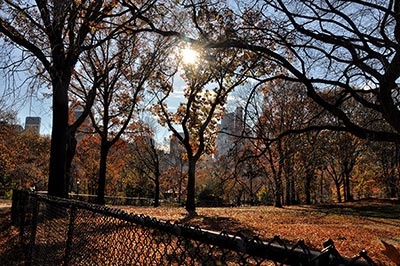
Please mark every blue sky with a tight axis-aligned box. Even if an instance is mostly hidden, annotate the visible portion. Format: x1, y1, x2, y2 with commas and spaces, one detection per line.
2, 72, 242, 144
0, 75, 184, 140
1, 48, 242, 144
0, 74, 52, 135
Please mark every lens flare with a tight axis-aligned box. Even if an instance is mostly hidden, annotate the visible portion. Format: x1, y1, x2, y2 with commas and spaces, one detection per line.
182, 47, 199, 64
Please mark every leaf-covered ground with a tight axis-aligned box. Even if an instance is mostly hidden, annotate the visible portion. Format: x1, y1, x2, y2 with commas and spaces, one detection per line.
1, 199, 399, 265
0, 202, 27, 266
121, 199, 400, 265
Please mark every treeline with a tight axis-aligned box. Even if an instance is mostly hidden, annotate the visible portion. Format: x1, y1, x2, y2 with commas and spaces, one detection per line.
194, 81, 400, 207
0, 112, 50, 197
1, 1, 400, 212
1, 91, 398, 207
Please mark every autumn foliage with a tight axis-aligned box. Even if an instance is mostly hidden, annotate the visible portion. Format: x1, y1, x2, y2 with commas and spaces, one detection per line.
0, 1, 400, 264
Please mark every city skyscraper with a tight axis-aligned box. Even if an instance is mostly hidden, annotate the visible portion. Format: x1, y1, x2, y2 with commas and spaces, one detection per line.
25, 117, 41, 134
216, 107, 244, 157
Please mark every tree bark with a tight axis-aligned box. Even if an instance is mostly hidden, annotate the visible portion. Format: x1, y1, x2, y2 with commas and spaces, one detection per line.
185, 159, 197, 213
274, 181, 283, 208
304, 170, 313, 205
274, 173, 283, 208
335, 181, 342, 203
285, 156, 292, 205
344, 174, 350, 202
65, 132, 77, 195
154, 171, 160, 207
48, 79, 69, 198
96, 141, 110, 205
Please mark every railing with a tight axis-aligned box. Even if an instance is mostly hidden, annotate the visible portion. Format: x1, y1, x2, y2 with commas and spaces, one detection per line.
68, 193, 155, 206
10, 190, 375, 266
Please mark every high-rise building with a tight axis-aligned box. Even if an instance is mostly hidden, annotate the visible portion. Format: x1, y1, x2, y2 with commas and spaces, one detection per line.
25, 117, 41, 134
216, 107, 244, 157
73, 108, 91, 140
169, 132, 185, 157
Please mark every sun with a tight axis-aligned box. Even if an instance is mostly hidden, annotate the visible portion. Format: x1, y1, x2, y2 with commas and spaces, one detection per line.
181, 47, 199, 65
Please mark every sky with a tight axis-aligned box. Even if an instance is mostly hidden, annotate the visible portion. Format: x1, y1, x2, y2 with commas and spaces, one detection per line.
1, 47, 241, 145
17, 93, 53, 135
0, 72, 186, 142
0, 75, 53, 135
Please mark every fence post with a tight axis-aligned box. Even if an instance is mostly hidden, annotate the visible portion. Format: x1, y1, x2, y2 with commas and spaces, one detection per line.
11, 189, 19, 225
63, 205, 77, 266
313, 240, 336, 266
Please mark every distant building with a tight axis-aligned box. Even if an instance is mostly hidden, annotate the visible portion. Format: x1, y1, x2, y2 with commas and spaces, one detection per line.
216, 107, 244, 157
169, 132, 185, 158
25, 117, 41, 134
73, 108, 90, 139
73, 109, 84, 122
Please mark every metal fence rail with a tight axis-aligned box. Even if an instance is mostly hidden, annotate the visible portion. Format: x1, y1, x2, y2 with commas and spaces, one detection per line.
10, 190, 375, 266
68, 193, 156, 206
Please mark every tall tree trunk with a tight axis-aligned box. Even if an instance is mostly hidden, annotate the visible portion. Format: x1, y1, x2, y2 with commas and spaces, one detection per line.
285, 156, 292, 205
274, 141, 284, 208
319, 172, 324, 203
274, 178, 283, 208
305, 170, 313, 205
343, 161, 353, 202
274, 168, 283, 208
48, 80, 69, 198
285, 176, 291, 205
290, 175, 296, 204
344, 174, 351, 201
154, 171, 160, 207
65, 132, 77, 195
96, 141, 109, 205
185, 159, 197, 214
249, 175, 255, 206
335, 181, 342, 203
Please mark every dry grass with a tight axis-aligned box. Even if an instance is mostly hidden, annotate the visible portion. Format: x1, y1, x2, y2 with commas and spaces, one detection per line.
120, 199, 400, 265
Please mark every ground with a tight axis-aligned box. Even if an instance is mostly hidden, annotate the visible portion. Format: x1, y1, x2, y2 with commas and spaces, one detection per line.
120, 199, 400, 265
0, 200, 26, 266
0, 199, 399, 265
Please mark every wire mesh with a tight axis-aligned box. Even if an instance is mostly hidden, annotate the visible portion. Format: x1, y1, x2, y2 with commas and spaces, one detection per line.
10, 190, 375, 266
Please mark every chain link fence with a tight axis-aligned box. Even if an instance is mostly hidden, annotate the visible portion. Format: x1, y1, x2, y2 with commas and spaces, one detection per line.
8, 190, 375, 266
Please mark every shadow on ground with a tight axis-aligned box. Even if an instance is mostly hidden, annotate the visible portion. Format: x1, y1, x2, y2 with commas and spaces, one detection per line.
311, 198, 400, 220
179, 213, 263, 239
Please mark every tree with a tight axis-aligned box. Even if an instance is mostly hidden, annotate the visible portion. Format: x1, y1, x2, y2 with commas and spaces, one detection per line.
294, 131, 326, 205
152, 43, 252, 213
0, 110, 50, 197
71, 27, 168, 205
0, 1, 174, 198
128, 121, 164, 207
11, 131, 51, 192
244, 80, 322, 206
73, 134, 101, 196
163, 142, 187, 204
0, 110, 20, 197
322, 132, 361, 202
189, 0, 400, 143
0, 1, 124, 198
369, 141, 400, 198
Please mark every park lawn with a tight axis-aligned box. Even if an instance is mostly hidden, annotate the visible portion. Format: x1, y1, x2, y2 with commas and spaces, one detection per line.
121, 199, 400, 266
